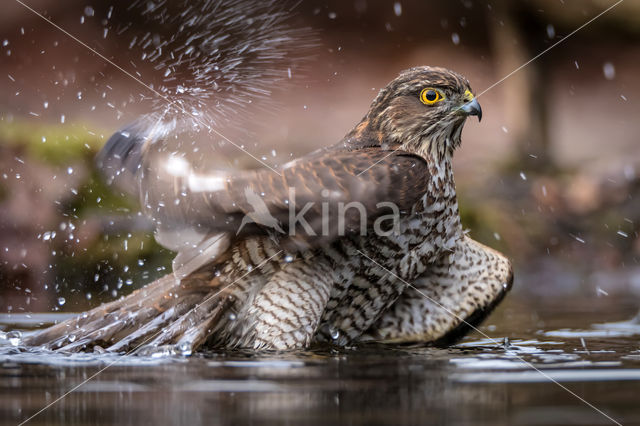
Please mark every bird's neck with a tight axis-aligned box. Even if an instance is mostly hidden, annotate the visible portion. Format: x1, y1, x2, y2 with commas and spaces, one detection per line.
344, 118, 462, 164
406, 133, 456, 165
409, 119, 465, 163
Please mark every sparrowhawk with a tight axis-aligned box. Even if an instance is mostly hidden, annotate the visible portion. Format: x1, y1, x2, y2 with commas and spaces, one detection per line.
26, 66, 513, 352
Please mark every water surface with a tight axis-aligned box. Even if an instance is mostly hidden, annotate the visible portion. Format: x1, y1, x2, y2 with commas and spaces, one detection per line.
1, 295, 639, 425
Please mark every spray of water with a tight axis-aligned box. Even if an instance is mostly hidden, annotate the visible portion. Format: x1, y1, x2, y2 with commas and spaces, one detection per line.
122, 0, 318, 131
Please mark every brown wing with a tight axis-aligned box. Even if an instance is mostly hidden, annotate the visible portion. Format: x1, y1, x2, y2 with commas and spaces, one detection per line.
97, 118, 432, 250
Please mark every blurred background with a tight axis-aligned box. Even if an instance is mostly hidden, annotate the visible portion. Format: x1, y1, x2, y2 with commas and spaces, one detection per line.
1, 0, 639, 319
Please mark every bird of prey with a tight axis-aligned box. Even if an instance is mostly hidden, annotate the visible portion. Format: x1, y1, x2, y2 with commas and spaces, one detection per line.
26, 66, 513, 352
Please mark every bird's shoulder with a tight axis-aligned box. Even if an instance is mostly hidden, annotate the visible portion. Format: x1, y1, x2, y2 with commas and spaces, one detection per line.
278, 137, 432, 196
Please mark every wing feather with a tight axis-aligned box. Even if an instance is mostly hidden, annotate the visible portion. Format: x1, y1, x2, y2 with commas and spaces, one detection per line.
97, 119, 432, 250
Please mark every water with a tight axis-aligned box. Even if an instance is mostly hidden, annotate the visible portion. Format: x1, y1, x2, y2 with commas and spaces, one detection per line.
1, 294, 639, 425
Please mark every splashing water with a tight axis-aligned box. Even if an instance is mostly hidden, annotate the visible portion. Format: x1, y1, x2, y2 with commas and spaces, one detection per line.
122, 0, 318, 131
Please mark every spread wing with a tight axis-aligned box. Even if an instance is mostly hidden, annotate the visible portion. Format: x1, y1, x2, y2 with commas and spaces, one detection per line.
97, 117, 432, 256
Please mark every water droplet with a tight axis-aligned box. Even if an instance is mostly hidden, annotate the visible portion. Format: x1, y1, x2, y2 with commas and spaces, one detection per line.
330, 328, 340, 340
6, 330, 22, 346
451, 32, 460, 45
603, 62, 615, 80
228, 313, 237, 321
57, 297, 66, 306
284, 254, 294, 263
546, 24, 555, 39
571, 234, 586, 244
328, 12, 337, 19
175, 342, 192, 356
519, 172, 527, 181
84, 6, 95, 17
393, 2, 402, 16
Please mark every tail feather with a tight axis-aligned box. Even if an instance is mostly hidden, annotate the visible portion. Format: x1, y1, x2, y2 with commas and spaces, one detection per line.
23, 269, 236, 353
106, 306, 185, 353
145, 295, 233, 352
141, 293, 226, 348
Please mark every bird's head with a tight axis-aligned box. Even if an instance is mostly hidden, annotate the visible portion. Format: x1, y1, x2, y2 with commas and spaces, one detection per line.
354, 66, 481, 159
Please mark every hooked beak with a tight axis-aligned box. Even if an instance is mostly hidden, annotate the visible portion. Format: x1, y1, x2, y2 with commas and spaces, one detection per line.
460, 97, 482, 121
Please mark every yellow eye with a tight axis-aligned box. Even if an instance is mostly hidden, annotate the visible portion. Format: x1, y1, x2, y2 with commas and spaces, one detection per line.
420, 88, 444, 105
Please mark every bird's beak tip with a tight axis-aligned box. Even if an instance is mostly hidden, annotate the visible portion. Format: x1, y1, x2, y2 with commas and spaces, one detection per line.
461, 98, 482, 122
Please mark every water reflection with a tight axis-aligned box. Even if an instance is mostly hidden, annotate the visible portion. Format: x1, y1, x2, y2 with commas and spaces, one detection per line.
1, 296, 640, 425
